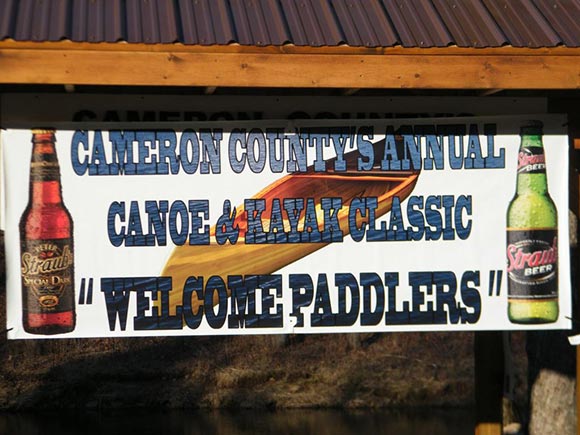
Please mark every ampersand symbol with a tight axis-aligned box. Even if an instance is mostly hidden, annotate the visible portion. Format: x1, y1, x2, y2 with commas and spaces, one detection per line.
215, 200, 239, 245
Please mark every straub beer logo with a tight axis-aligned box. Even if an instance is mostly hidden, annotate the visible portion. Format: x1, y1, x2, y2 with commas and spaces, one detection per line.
21, 242, 73, 308
506, 237, 557, 283
21, 243, 73, 275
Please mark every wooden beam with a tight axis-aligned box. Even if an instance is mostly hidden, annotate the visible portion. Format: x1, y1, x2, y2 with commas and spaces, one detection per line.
474, 332, 504, 435
0, 42, 579, 89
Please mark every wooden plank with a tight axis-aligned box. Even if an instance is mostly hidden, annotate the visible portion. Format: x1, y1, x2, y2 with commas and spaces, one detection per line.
572, 115, 580, 435
560, 110, 580, 435
0, 47, 578, 89
475, 423, 502, 435
474, 332, 504, 435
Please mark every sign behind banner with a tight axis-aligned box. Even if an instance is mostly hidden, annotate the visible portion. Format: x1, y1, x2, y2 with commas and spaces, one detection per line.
0, 94, 547, 125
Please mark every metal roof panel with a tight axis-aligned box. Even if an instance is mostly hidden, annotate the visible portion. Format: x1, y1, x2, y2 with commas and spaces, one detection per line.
105, 0, 125, 43
156, 0, 179, 43
310, 0, 345, 45
483, 0, 562, 47
47, 0, 69, 41
382, 0, 453, 47
328, 0, 363, 46
210, 0, 237, 45
258, 0, 294, 45
182, 0, 232, 45
248, 0, 274, 45
278, 0, 309, 45
229, 0, 255, 45
86, 0, 105, 42
140, 0, 161, 44
331, 0, 399, 47
230, 0, 295, 46
176, 0, 197, 44
1, 0, 578, 48
125, 0, 142, 43
279, 0, 343, 46
13, 0, 33, 41
532, 0, 580, 47
432, 0, 507, 47
0, 0, 16, 40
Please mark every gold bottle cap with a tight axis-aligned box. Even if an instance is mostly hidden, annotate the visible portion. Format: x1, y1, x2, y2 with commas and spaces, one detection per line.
31, 128, 56, 135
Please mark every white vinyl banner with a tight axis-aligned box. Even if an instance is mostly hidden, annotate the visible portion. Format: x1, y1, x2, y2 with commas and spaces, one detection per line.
2, 115, 571, 338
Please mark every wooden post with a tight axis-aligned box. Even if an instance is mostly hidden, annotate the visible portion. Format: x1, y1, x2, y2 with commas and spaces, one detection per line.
572, 128, 580, 435
474, 331, 504, 435
562, 109, 579, 435
578, 345, 580, 435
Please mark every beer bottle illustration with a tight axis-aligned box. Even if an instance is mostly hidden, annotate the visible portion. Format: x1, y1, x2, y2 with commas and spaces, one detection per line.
506, 121, 558, 324
20, 129, 76, 334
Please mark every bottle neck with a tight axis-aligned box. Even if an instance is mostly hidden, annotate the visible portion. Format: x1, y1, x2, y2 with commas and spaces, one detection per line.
29, 138, 63, 205
516, 134, 547, 195
31, 180, 63, 205
521, 134, 542, 149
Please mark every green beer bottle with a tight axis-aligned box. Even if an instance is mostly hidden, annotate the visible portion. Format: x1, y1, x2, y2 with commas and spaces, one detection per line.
506, 121, 558, 324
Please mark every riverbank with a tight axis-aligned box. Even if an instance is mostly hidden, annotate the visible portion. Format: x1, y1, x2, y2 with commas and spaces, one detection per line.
0, 328, 527, 412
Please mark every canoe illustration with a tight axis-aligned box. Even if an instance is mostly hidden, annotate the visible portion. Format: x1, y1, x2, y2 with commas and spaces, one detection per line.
161, 137, 420, 313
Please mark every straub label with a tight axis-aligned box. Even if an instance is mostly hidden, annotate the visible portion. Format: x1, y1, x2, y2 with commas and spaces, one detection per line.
506, 229, 558, 299
21, 238, 74, 312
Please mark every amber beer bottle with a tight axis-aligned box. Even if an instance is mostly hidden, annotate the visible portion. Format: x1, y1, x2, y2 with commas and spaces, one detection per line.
506, 121, 558, 323
20, 129, 75, 334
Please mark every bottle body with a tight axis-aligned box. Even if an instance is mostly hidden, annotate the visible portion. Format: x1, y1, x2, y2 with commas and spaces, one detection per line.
20, 130, 76, 334
506, 123, 558, 324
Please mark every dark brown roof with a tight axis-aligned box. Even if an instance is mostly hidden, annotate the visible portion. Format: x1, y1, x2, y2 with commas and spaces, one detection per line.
1, 0, 579, 48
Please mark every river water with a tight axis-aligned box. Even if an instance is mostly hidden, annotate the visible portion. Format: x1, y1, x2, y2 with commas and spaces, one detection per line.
0, 408, 475, 434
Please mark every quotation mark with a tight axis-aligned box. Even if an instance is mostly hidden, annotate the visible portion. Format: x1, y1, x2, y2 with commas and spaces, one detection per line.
78, 278, 94, 305
488, 270, 503, 297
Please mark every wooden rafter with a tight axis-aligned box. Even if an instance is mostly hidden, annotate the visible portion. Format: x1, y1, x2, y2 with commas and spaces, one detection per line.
0, 41, 579, 90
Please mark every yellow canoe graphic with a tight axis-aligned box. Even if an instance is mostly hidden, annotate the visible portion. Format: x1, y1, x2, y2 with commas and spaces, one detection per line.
162, 139, 420, 313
